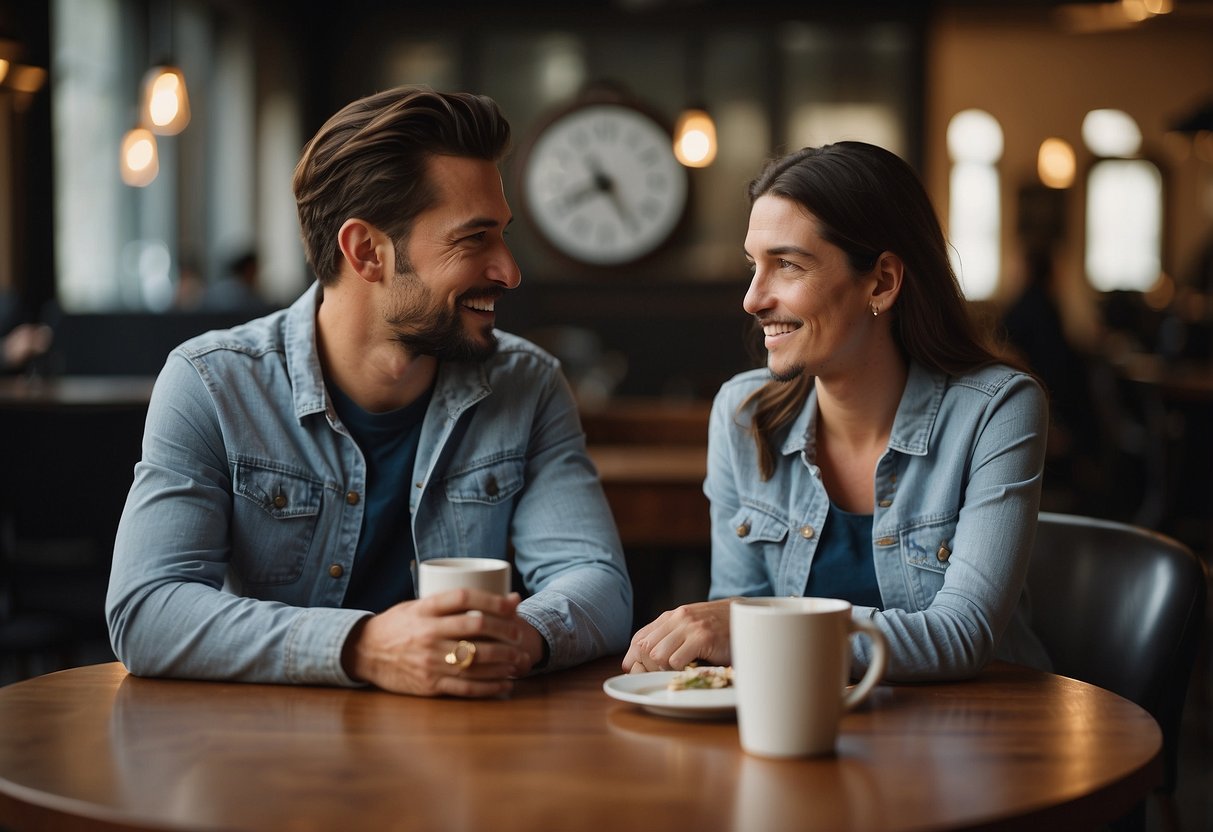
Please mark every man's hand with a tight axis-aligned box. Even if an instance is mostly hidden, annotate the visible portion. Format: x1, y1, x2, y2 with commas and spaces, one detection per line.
622, 599, 734, 674
342, 590, 544, 697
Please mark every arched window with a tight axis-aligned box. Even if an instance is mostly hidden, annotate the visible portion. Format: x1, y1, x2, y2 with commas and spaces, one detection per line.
1082, 109, 1163, 292
946, 109, 1003, 300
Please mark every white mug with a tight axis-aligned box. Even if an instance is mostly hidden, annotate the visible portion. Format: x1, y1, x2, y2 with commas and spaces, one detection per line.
417, 557, 511, 599
730, 597, 888, 758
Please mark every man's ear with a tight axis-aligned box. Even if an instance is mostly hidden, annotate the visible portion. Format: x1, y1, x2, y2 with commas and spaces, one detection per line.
337, 218, 391, 284
870, 251, 904, 314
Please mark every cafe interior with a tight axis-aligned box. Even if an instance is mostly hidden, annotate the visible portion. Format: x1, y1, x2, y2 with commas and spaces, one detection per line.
0, 0, 1211, 829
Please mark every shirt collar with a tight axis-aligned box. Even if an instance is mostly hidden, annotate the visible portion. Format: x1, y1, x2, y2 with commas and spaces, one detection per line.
778, 361, 945, 459
284, 281, 494, 423
887, 361, 946, 457
285, 282, 328, 422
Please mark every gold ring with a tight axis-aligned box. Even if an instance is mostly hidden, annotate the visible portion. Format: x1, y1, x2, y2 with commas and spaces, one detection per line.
444, 640, 477, 671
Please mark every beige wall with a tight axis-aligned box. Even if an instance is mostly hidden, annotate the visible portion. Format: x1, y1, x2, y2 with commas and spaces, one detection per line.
926, 8, 1213, 342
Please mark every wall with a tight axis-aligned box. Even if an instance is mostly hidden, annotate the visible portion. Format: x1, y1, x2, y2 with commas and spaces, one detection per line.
926, 7, 1213, 344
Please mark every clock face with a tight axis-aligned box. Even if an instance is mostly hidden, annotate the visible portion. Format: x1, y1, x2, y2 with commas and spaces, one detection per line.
521, 103, 688, 267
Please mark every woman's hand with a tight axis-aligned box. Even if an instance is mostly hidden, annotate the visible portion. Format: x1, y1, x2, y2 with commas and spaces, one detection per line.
622, 599, 735, 673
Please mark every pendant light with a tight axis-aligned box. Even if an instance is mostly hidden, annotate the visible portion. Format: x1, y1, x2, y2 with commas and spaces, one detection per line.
120, 126, 159, 187
142, 64, 190, 135
142, 0, 190, 135
672, 33, 717, 168
673, 107, 717, 168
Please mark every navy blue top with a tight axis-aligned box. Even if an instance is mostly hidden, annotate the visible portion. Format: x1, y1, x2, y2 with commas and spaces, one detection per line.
803, 502, 883, 609
329, 382, 432, 612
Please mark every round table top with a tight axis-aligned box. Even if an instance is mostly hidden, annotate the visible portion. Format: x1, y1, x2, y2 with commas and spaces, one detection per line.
0, 658, 1161, 832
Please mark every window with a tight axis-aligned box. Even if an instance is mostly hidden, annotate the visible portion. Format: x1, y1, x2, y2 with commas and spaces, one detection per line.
1081, 109, 1162, 292
51, 0, 304, 311
946, 109, 1003, 301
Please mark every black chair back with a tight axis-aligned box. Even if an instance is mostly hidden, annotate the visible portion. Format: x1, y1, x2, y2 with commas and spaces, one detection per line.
1026, 511, 1207, 795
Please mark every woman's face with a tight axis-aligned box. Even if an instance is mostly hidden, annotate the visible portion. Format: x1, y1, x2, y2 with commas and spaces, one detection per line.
743, 194, 879, 382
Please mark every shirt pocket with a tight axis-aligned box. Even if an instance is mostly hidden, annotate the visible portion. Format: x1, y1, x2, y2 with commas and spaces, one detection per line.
443, 455, 525, 554
231, 459, 324, 586
729, 503, 790, 582
897, 513, 959, 609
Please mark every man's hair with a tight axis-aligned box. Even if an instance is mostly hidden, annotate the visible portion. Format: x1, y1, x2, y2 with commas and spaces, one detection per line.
292, 86, 511, 286
741, 142, 1022, 479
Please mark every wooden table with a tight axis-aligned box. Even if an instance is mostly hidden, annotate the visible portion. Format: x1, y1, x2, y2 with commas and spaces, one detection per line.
0, 658, 1161, 832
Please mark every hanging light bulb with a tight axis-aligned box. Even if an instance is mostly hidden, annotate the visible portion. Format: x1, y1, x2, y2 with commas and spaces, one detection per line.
142, 64, 190, 135
120, 127, 160, 187
673, 107, 718, 168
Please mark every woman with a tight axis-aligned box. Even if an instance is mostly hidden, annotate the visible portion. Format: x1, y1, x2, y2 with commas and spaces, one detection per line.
624, 142, 1051, 681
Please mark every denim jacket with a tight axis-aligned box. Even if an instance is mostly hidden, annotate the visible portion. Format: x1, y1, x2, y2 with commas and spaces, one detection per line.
107, 283, 632, 685
707, 362, 1051, 681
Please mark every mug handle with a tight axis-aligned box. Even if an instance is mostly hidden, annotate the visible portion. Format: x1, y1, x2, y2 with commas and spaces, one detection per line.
842, 618, 888, 710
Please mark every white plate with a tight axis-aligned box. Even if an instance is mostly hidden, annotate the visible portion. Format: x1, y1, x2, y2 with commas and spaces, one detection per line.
602, 671, 736, 719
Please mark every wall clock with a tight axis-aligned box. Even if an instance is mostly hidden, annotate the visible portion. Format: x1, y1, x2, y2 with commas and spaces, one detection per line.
519, 97, 688, 267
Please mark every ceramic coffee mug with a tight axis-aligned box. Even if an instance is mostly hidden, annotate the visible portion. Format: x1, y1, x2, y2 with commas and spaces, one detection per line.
730, 597, 888, 758
417, 558, 511, 599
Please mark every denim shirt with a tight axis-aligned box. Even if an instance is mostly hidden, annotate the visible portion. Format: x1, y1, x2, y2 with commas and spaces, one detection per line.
107, 282, 633, 686
707, 362, 1051, 681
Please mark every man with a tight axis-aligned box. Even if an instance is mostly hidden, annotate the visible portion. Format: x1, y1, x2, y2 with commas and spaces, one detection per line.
107, 87, 632, 698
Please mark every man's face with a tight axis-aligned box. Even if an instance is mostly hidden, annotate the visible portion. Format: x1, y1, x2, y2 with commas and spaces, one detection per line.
384, 155, 521, 362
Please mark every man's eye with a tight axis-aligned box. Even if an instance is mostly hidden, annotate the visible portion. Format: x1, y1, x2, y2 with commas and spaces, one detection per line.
462, 232, 488, 244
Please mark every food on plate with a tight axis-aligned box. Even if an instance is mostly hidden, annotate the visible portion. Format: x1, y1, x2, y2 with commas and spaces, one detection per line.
667, 664, 733, 691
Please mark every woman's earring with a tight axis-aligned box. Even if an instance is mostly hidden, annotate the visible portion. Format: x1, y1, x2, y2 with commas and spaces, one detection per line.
870, 303, 879, 317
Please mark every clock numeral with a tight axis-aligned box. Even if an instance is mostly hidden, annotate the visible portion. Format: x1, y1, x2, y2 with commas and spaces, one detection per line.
638, 146, 661, 166
596, 224, 617, 248
570, 129, 590, 150
593, 118, 619, 143
639, 197, 662, 221
570, 216, 591, 238
647, 172, 667, 191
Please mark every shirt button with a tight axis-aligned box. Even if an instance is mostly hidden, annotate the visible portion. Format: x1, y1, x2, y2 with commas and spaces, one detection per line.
329, 563, 344, 578
800, 525, 815, 539
937, 543, 952, 562
878, 499, 892, 508
485, 476, 499, 497
272, 494, 287, 509
875, 536, 896, 547
736, 523, 750, 538
346, 491, 360, 505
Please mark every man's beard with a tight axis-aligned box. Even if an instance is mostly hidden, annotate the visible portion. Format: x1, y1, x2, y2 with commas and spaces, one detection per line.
385, 267, 499, 363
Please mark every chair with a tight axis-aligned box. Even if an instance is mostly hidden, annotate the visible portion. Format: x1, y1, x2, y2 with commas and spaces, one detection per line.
0, 398, 144, 682
1026, 512, 1208, 831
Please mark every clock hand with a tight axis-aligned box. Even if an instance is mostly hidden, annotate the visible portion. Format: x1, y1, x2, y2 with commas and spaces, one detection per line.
585, 156, 639, 233
558, 180, 602, 209
606, 188, 639, 233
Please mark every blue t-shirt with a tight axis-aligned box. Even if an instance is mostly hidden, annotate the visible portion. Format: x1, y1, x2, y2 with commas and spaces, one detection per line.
329, 382, 432, 612
803, 502, 883, 609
